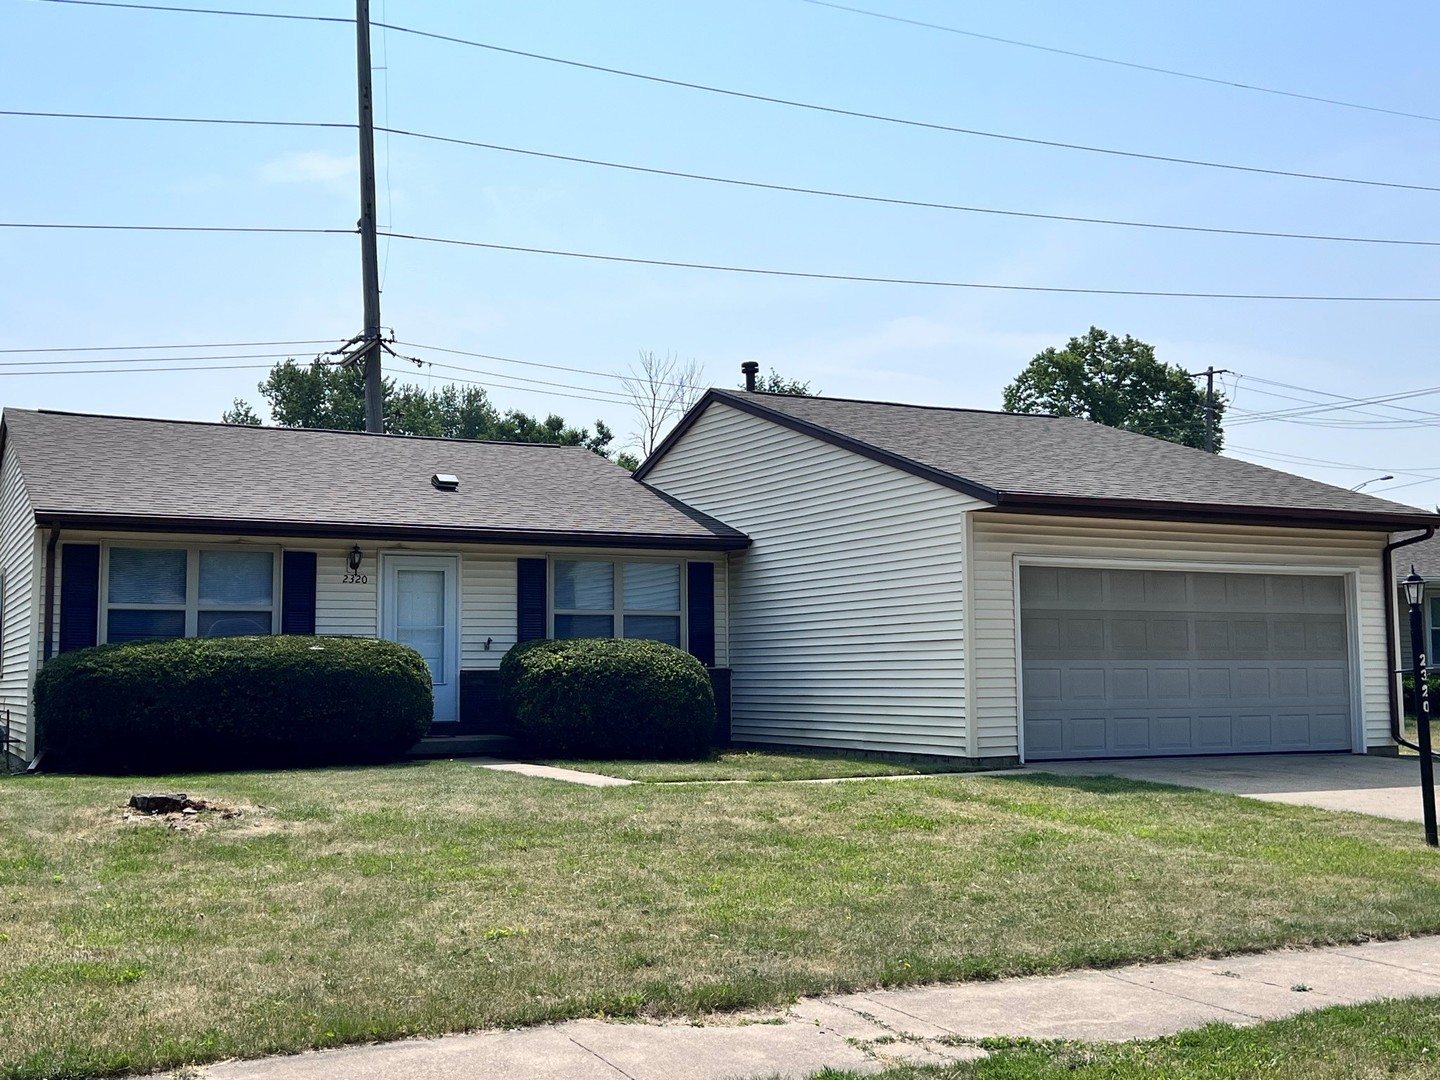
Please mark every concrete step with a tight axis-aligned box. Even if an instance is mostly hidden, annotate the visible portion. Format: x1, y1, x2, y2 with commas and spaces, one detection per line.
409, 734, 515, 758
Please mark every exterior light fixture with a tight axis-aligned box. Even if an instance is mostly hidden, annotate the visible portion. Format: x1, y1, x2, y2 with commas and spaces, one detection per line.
347, 545, 364, 573
1351, 475, 1395, 492
1402, 565, 1438, 847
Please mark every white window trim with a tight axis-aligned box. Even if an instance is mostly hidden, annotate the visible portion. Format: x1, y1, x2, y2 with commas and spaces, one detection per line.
547, 556, 688, 648
99, 541, 282, 644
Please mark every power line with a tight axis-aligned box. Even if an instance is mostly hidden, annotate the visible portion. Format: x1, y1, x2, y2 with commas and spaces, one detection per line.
0, 351, 304, 368
0, 338, 336, 353
1226, 443, 1440, 481
0, 109, 351, 131
383, 127, 1440, 249
364, 20, 1440, 195
0, 362, 275, 377
379, 359, 631, 410
35, 0, 350, 24
799, 0, 1440, 126
380, 231, 1440, 302
30, 7, 1440, 193
0, 222, 353, 235
11, 108, 1440, 246
1229, 382, 1440, 424
395, 340, 694, 392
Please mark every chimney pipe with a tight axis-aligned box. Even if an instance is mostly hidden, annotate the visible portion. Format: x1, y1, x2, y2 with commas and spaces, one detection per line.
741, 360, 759, 392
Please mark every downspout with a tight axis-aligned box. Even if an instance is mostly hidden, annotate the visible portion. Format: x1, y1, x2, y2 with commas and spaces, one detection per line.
1384, 526, 1438, 756
42, 525, 58, 662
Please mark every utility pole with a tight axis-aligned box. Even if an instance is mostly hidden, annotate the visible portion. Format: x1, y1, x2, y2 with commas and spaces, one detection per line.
355, 0, 384, 433
1188, 367, 1230, 453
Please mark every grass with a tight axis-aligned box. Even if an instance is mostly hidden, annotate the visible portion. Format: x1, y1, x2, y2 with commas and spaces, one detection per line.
788, 996, 1440, 1079
2, 762, 1440, 1079
541, 749, 975, 782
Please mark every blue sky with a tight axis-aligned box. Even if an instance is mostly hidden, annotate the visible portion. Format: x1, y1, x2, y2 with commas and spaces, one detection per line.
4, 0, 1440, 504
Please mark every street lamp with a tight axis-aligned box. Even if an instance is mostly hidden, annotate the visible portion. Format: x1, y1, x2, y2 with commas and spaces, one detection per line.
1351, 475, 1394, 492
1402, 567, 1438, 847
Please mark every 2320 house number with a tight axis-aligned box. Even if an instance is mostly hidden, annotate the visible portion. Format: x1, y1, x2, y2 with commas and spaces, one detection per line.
342, 573, 369, 584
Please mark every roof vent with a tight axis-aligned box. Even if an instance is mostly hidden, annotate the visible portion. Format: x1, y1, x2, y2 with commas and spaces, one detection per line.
431, 473, 460, 491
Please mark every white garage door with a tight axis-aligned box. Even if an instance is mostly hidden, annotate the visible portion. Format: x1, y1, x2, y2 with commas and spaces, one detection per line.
1020, 566, 1352, 760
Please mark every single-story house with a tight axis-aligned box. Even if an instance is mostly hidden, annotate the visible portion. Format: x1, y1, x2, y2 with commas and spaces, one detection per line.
1, 396, 1434, 770
636, 390, 1437, 763
0, 409, 748, 768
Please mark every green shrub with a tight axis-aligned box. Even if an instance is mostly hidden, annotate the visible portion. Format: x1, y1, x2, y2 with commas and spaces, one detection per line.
499, 638, 714, 759
36, 636, 433, 772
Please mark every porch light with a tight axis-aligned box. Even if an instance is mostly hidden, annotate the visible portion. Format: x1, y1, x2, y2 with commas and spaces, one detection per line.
347, 545, 364, 573
1404, 567, 1426, 608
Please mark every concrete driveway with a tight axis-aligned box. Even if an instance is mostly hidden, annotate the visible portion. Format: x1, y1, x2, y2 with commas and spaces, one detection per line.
1022, 753, 1431, 822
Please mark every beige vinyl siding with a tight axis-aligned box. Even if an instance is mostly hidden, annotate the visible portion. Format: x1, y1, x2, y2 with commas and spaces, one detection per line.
0, 444, 38, 763
644, 401, 987, 756
47, 532, 725, 672
969, 512, 1393, 758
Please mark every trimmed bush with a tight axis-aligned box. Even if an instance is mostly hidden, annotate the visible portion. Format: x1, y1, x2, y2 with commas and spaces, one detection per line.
36, 635, 433, 772
500, 638, 714, 759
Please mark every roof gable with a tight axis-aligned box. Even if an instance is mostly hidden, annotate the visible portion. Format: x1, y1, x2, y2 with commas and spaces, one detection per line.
639, 390, 1436, 531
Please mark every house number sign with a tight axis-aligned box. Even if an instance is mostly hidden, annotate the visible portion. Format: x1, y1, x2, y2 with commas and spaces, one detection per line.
342, 572, 369, 585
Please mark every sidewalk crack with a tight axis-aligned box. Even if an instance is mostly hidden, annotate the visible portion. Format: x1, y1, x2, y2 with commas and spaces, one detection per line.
567, 1035, 637, 1079
1334, 949, 1440, 979
1101, 971, 1263, 1021
849, 996, 961, 1036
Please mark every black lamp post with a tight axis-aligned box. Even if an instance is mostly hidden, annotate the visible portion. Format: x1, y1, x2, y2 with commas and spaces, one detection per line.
1402, 567, 1439, 847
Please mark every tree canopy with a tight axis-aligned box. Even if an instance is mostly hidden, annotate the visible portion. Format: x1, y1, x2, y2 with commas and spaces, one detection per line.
223, 361, 616, 456
743, 368, 816, 395
1001, 327, 1221, 450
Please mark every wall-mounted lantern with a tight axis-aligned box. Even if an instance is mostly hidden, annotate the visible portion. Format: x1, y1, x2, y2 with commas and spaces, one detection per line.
347, 545, 364, 574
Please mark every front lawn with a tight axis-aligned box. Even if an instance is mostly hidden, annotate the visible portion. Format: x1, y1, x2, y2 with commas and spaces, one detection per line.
790, 996, 1440, 1079
543, 749, 972, 782
2, 763, 1439, 1079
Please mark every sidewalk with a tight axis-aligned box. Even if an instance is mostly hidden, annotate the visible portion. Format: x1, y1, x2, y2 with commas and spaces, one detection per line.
149, 936, 1440, 1080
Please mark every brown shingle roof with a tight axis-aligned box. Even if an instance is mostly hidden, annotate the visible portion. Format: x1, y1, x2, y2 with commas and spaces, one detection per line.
640, 390, 1436, 530
2, 409, 748, 549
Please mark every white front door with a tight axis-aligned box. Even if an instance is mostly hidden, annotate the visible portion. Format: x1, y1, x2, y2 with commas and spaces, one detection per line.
382, 555, 460, 723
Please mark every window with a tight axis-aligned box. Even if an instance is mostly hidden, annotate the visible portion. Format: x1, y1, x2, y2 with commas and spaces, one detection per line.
104, 546, 276, 642
1430, 595, 1440, 664
552, 559, 682, 647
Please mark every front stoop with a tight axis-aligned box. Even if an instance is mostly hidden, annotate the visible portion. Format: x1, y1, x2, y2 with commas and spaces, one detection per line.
408, 734, 515, 758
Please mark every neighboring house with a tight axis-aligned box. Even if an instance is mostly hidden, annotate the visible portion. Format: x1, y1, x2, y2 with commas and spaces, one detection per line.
637, 390, 1438, 764
1392, 532, 1440, 673
0, 409, 747, 768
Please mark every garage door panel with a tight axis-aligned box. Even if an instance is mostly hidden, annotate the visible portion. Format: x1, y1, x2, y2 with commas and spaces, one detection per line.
1022, 567, 1352, 760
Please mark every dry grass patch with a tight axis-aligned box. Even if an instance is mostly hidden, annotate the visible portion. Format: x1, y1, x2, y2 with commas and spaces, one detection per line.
1, 763, 1438, 1079
542, 749, 974, 782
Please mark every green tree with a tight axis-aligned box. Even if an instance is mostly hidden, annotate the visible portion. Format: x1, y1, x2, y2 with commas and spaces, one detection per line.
227, 360, 616, 457
1001, 327, 1221, 450
744, 368, 816, 395
220, 398, 261, 426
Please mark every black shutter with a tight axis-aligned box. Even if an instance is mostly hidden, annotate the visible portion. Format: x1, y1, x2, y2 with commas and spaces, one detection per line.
686, 561, 716, 667
281, 551, 318, 635
58, 543, 100, 652
517, 558, 547, 642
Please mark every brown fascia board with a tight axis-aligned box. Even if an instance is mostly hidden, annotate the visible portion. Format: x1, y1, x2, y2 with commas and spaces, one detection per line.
31, 512, 751, 551
638, 390, 1439, 533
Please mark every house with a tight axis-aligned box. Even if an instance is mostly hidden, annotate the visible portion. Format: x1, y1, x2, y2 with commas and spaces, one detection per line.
0, 409, 748, 768
1392, 532, 1440, 673
636, 390, 1438, 764
2, 396, 1434, 771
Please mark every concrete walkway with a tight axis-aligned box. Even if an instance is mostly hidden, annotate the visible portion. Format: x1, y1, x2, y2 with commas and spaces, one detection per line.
150, 936, 1440, 1080
1025, 753, 1430, 822
471, 759, 636, 787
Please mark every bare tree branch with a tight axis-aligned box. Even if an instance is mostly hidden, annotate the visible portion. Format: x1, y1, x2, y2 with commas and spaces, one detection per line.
621, 350, 707, 457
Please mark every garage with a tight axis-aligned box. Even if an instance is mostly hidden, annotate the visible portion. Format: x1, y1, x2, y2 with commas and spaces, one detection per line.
1020, 565, 1353, 760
